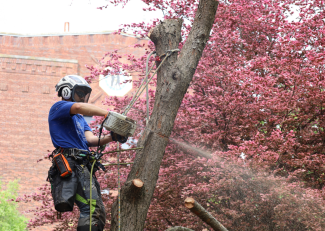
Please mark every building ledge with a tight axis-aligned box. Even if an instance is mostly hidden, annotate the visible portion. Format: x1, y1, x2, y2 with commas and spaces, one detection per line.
0, 31, 148, 39
0, 54, 78, 63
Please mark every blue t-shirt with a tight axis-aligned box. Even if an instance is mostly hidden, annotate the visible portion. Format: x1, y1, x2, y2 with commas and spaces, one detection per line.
48, 101, 92, 151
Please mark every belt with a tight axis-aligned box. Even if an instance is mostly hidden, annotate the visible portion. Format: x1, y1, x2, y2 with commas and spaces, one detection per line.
51, 148, 106, 172
54, 147, 88, 155
51, 148, 90, 161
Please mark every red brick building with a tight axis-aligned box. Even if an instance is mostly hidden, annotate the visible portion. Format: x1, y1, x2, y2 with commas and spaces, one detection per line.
0, 31, 146, 216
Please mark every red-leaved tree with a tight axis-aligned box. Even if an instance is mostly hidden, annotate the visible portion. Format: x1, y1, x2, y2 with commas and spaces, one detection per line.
20, 0, 325, 230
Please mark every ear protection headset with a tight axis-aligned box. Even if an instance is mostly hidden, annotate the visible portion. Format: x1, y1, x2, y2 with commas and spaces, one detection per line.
61, 87, 72, 100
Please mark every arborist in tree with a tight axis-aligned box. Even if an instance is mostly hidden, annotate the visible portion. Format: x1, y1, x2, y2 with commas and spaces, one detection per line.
47, 75, 128, 231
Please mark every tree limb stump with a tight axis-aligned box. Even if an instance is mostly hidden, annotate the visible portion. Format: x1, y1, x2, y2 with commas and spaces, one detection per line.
124, 178, 144, 189
124, 179, 144, 200
131, 179, 144, 188
184, 197, 228, 231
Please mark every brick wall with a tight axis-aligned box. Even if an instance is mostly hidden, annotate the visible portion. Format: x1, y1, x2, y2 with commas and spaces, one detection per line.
0, 32, 147, 223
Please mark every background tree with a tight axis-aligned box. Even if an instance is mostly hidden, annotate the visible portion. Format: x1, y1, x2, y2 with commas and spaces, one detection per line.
20, 0, 325, 230
0, 179, 27, 231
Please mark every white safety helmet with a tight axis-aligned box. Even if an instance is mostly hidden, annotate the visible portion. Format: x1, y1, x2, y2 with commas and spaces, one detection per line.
55, 75, 92, 103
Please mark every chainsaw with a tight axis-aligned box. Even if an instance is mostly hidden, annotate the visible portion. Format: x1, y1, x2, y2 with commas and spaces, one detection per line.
103, 111, 137, 137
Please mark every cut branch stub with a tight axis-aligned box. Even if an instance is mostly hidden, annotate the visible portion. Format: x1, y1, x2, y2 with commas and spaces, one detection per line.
184, 197, 196, 209
124, 179, 144, 201
132, 179, 144, 188
124, 178, 144, 191
184, 197, 228, 231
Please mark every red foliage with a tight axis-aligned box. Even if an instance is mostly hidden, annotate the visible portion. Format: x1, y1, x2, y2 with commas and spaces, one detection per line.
19, 0, 325, 230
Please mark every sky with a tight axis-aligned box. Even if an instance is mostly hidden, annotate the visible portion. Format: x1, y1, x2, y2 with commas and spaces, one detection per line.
0, 0, 301, 35
0, 0, 163, 34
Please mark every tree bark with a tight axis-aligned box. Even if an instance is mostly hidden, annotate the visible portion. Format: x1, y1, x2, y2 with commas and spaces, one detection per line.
184, 197, 228, 231
111, 0, 219, 230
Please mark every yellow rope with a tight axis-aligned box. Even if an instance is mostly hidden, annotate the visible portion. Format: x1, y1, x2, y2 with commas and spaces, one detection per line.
117, 142, 121, 231
89, 160, 96, 231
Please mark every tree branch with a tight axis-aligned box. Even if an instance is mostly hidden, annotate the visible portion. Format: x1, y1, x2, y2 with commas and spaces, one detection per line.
184, 197, 228, 231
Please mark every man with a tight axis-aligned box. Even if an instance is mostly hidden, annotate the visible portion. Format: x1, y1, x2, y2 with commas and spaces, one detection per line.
48, 75, 127, 231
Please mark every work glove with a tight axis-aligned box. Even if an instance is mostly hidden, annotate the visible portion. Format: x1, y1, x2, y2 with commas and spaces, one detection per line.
110, 131, 128, 144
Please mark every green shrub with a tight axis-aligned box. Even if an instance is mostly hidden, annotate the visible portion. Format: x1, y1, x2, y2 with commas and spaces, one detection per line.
0, 179, 27, 231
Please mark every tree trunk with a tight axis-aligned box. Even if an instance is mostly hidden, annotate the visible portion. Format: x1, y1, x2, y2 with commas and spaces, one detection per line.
111, 0, 219, 230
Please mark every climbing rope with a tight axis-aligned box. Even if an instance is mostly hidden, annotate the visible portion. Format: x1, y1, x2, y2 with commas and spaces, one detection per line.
117, 142, 121, 231
146, 51, 156, 124
123, 49, 180, 116
89, 159, 97, 231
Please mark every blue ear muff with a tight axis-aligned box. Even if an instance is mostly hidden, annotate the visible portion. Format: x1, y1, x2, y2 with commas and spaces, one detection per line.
62, 87, 71, 99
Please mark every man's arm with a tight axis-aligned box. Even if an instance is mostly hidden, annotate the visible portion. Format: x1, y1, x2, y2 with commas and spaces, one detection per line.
70, 103, 108, 117
85, 131, 113, 147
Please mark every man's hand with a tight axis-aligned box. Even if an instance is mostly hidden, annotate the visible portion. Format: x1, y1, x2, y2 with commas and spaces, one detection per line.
110, 131, 128, 143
